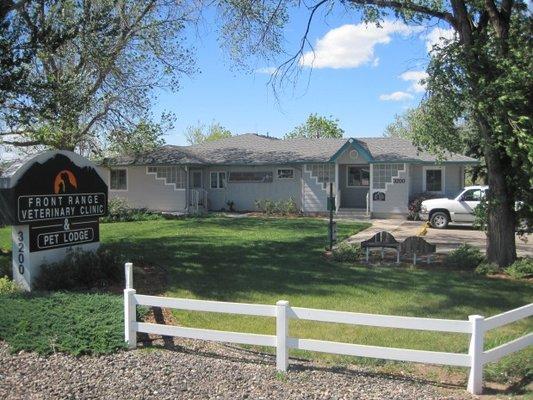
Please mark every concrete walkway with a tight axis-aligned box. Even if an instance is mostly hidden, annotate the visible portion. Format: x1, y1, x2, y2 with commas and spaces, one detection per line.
347, 219, 533, 257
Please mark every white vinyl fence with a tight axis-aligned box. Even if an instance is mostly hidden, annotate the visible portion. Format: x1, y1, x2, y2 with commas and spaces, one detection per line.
123, 263, 532, 395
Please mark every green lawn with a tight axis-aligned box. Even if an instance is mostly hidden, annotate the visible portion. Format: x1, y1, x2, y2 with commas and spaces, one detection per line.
0, 216, 531, 383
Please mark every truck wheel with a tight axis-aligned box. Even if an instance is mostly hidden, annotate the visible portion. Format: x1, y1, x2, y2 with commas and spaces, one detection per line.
430, 211, 449, 229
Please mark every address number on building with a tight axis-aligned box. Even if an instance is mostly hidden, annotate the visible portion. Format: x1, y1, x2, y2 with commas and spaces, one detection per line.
393, 178, 406, 184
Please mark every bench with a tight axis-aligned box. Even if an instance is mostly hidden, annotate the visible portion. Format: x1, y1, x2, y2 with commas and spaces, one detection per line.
400, 236, 437, 265
360, 231, 401, 264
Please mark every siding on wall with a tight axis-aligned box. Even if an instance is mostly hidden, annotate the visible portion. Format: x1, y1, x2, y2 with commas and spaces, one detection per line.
204, 165, 302, 211
371, 166, 409, 215
408, 164, 463, 198
97, 165, 187, 212
302, 164, 328, 212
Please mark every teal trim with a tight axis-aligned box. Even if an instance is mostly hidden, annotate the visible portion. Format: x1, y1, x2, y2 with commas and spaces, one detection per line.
329, 138, 374, 162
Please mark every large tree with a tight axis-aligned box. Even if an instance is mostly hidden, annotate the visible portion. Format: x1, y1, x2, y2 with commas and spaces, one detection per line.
185, 121, 233, 145
216, 0, 532, 267
285, 113, 344, 139
0, 0, 195, 154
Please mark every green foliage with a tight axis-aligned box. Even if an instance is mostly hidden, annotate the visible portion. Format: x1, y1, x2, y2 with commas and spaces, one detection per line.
101, 197, 162, 223
0, 255, 11, 279
106, 114, 172, 156
385, 108, 423, 138
445, 244, 485, 269
34, 246, 125, 291
407, 192, 438, 221
185, 121, 232, 145
0, 292, 127, 355
285, 113, 344, 139
254, 197, 299, 215
1, 1, 195, 153
0, 276, 21, 296
226, 200, 236, 212
475, 262, 501, 276
473, 197, 488, 231
332, 242, 362, 262
504, 258, 533, 280
1, 220, 531, 382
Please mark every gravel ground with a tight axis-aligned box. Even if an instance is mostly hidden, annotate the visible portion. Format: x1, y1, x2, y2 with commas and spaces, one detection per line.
0, 339, 471, 400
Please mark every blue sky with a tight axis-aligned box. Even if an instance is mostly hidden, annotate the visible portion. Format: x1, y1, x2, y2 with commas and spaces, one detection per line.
154, 7, 454, 145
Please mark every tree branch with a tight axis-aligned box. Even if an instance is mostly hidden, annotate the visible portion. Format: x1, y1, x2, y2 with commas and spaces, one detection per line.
347, 0, 458, 29
1, 139, 43, 147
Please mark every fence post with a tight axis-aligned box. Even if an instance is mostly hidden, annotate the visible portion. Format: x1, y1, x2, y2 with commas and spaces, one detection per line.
124, 262, 137, 349
276, 300, 289, 372
467, 315, 484, 395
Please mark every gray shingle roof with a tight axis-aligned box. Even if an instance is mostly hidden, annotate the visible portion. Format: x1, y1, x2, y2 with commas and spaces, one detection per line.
101, 133, 477, 166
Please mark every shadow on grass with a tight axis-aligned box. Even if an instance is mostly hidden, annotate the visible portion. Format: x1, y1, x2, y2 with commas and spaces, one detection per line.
104, 218, 532, 318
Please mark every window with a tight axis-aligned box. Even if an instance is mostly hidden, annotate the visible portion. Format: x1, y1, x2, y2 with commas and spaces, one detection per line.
228, 171, 273, 183
372, 164, 404, 189
308, 164, 335, 183
423, 166, 445, 193
347, 166, 370, 187
210, 172, 226, 189
110, 169, 127, 190
277, 168, 294, 179
147, 166, 186, 189
462, 189, 481, 201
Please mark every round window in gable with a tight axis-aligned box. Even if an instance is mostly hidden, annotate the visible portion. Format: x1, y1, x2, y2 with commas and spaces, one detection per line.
349, 149, 359, 160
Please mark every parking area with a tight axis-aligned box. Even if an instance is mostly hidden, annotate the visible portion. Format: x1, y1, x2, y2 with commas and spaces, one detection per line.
347, 219, 533, 257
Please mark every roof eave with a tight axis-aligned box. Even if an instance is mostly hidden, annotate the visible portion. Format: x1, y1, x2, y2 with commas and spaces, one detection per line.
329, 138, 374, 163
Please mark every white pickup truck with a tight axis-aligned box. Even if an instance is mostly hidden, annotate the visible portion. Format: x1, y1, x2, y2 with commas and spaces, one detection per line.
419, 186, 488, 229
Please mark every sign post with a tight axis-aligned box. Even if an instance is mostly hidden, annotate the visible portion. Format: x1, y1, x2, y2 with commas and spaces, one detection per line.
0, 151, 108, 291
327, 182, 337, 251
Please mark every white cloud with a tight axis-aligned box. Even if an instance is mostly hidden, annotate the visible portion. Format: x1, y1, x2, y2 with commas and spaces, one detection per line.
255, 66, 277, 75
424, 27, 456, 52
300, 21, 421, 69
399, 70, 429, 93
379, 91, 414, 101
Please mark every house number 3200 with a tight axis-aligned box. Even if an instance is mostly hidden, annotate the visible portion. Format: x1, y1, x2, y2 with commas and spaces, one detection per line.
17, 231, 25, 275
393, 178, 406, 184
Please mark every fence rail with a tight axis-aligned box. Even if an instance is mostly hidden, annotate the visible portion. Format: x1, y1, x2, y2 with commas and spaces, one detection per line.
123, 263, 532, 395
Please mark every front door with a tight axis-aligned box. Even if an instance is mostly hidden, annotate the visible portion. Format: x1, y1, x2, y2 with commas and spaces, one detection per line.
191, 170, 202, 188
340, 164, 370, 208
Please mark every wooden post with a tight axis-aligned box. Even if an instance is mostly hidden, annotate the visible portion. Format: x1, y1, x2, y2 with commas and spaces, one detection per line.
124, 263, 136, 349
467, 315, 485, 395
276, 300, 289, 372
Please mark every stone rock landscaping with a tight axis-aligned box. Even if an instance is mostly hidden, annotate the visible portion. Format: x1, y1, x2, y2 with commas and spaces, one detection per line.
0, 339, 470, 400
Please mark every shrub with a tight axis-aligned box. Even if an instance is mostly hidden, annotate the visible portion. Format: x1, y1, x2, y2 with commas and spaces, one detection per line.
226, 200, 236, 212
0, 276, 21, 296
255, 197, 299, 216
445, 244, 485, 269
332, 242, 362, 262
473, 197, 488, 231
101, 197, 162, 223
34, 245, 124, 291
0, 292, 129, 355
475, 262, 501, 276
0, 255, 11, 279
407, 192, 438, 221
504, 258, 533, 279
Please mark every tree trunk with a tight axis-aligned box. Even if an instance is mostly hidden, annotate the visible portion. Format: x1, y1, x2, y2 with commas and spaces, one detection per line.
483, 146, 517, 267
